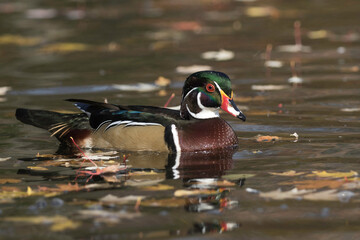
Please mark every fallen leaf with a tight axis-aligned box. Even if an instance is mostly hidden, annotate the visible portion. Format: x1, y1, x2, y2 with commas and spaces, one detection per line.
201, 49, 234, 61
223, 174, 255, 180
174, 189, 220, 197
280, 179, 346, 189
27, 166, 49, 171
302, 189, 339, 201
251, 85, 289, 91
245, 6, 280, 18
276, 44, 312, 53
309, 170, 358, 179
256, 135, 280, 142
40, 42, 89, 53
264, 60, 283, 68
78, 210, 141, 223
340, 108, 360, 112
0, 87, 11, 96
175, 65, 212, 74
259, 188, 314, 200
269, 170, 305, 176
0, 178, 21, 184
100, 194, 146, 205
307, 30, 330, 39
141, 198, 186, 208
140, 184, 174, 191
0, 34, 41, 46
154, 76, 171, 87
3, 215, 80, 231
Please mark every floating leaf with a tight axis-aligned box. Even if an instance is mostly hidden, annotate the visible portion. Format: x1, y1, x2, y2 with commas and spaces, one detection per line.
302, 189, 339, 201
40, 42, 90, 53
78, 210, 141, 224
309, 170, 358, 179
3, 215, 80, 231
251, 85, 289, 91
27, 166, 49, 171
269, 170, 305, 177
259, 188, 314, 200
264, 60, 283, 68
154, 76, 171, 87
140, 184, 174, 191
100, 194, 146, 205
175, 65, 212, 74
280, 179, 345, 190
141, 198, 186, 208
0, 34, 41, 46
245, 6, 279, 18
256, 135, 280, 142
201, 49, 234, 61
0, 178, 21, 184
222, 174, 255, 180
174, 189, 220, 197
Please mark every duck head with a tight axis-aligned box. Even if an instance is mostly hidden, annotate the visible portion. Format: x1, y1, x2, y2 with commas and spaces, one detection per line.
180, 71, 246, 121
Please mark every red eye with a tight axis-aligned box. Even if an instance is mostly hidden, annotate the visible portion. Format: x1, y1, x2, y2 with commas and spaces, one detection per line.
206, 83, 215, 92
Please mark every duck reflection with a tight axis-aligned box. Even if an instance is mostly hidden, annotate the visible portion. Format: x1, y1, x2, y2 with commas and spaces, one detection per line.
165, 148, 236, 180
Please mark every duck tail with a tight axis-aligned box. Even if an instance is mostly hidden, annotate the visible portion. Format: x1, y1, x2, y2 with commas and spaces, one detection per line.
15, 108, 91, 141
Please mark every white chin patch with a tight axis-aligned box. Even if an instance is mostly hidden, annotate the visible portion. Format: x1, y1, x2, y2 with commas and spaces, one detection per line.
186, 92, 220, 119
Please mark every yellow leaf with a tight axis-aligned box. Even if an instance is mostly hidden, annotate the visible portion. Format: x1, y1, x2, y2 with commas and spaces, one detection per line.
27, 166, 48, 171
140, 184, 174, 191
0, 34, 41, 46
3, 216, 80, 232
40, 43, 90, 53
0, 178, 21, 184
27, 186, 33, 196
309, 170, 358, 178
174, 189, 220, 197
269, 170, 306, 176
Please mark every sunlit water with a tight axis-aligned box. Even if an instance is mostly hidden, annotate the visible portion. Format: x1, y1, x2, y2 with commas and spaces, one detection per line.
0, 0, 360, 239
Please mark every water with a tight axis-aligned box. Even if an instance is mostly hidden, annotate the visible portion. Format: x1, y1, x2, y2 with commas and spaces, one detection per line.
1, 0, 360, 239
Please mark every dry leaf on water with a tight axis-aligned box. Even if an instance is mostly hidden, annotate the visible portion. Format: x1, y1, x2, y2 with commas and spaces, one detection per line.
3, 215, 80, 231
280, 179, 346, 190
40, 43, 90, 53
256, 135, 280, 142
0, 179, 21, 184
269, 170, 305, 177
308, 170, 358, 179
141, 198, 186, 208
140, 184, 174, 191
100, 194, 146, 205
78, 210, 141, 224
259, 188, 314, 200
174, 189, 221, 197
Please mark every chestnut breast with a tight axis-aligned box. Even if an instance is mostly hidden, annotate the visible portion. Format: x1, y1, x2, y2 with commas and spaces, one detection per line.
177, 118, 238, 152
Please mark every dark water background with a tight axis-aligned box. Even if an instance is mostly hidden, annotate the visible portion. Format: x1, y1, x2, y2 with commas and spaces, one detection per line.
0, 0, 360, 239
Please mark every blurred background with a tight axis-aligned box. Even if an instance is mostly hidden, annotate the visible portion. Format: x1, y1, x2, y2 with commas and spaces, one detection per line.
0, 0, 360, 239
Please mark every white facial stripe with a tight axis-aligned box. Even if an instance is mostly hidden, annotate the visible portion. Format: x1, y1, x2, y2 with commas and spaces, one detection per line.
213, 81, 222, 93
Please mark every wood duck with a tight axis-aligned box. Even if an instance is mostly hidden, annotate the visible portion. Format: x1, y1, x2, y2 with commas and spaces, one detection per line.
16, 71, 246, 152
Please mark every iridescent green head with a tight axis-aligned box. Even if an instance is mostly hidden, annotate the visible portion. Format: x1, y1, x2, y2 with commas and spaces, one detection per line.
180, 71, 246, 121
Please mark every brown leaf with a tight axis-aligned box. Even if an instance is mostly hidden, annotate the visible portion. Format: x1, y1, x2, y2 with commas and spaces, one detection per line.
308, 170, 358, 179
259, 188, 314, 200
141, 198, 186, 208
269, 170, 306, 177
280, 179, 346, 190
256, 135, 280, 142
0, 178, 21, 184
